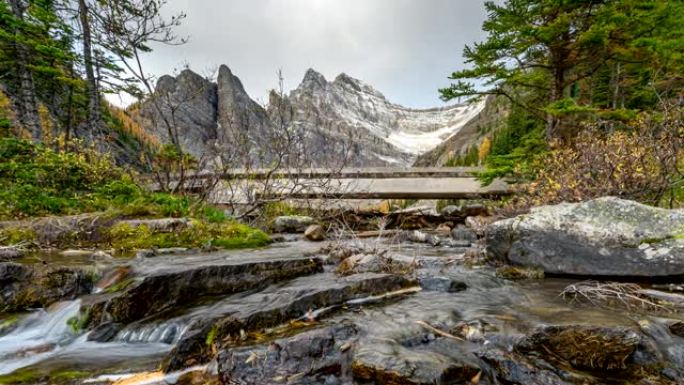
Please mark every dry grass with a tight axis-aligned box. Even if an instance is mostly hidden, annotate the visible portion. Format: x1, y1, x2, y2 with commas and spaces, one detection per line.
560, 281, 677, 314
325, 217, 417, 276
524, 326, 638, 370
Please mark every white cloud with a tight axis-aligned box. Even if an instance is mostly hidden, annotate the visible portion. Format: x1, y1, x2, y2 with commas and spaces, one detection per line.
116, 0, 488, 108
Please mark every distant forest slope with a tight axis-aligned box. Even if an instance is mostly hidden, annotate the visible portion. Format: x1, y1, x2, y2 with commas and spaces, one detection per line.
413, 96, 508, 167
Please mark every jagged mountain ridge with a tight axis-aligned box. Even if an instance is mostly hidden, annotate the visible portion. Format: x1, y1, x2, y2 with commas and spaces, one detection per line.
139, 65, 486, 167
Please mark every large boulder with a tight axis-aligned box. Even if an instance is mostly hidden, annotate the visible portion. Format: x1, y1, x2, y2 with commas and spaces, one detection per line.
486, 197, 684, 277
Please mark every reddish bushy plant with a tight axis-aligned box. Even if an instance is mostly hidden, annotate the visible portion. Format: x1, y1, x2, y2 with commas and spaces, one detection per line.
513, 109, 684, 209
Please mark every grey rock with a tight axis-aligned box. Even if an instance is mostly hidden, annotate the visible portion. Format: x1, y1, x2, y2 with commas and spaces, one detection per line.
451, 224, 477, 245
304, 224, 326, 241
418, 276, 467, 293
273, 216, 315, 233
166, 272, 415, 371
0, 247, 24, 261
87, 322, 122, 342
440, 205, 463, 217
0, 262, 31, 283
478, 349, 574, 385
486, 197, 684, 277
83, 256, 323, 327
352, 337, 480, 384
218, 323, 358, 384
406, 230, 441, 246
0, 263, 94, 312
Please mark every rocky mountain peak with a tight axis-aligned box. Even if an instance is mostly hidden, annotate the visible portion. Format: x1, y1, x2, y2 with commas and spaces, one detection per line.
140, 64, 488, 167
177, 68, 206, 84
333, 72, 387, 100
155, 74, 177, 94
217, 65, 249, 97
299, 68, 328, 91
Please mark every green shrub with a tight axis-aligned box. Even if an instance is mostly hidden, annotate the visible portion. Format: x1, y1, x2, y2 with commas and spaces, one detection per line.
202, 206, 227, 223
147, 193, 192, 217
93, 178, 144, 206
0, 138, 269, 252
107, 220, 270, 252
0, 137, 126, 219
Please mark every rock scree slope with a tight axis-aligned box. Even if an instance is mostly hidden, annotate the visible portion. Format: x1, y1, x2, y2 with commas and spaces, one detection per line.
139, 65, 486, 167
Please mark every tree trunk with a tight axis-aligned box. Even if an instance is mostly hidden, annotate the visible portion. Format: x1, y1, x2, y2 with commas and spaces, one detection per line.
9, 0, 42, 141
78, 0, 100, 135
546, 43, 568, 143
611, 62, 621, 110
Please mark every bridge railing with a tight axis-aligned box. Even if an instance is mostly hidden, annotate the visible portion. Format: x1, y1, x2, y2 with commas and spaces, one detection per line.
148, 167, 513, 202
154, 167, 485, 181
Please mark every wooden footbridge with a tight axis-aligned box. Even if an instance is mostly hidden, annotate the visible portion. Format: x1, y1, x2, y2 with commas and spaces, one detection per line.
167, 167, 513, 203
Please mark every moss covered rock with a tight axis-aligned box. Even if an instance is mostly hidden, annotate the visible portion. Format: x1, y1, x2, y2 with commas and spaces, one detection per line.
487, 197, 684, 277
0, 262, 95, 312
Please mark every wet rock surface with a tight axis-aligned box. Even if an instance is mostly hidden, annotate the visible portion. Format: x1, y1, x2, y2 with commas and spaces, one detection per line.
0, 262, 94, 312
352, 338, 481, 385
3, 228, 684, 385
218, 323, 358, 384
487, 197, 684, 277
164, 272, 416, 370
418, 276, 467, 293
83, 254, 323, 326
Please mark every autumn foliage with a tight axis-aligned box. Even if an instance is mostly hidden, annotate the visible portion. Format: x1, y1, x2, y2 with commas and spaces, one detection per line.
517, 110, 684, 209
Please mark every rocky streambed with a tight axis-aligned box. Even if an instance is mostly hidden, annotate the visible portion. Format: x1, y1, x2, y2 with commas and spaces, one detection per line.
1, 198, 684, 385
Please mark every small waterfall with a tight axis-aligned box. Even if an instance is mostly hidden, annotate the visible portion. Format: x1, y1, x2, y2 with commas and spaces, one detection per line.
0, 300, 81, 375
114, 322, 191, 345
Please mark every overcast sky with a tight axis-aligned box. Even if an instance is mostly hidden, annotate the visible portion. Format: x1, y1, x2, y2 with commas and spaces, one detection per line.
117, 0, 489, 109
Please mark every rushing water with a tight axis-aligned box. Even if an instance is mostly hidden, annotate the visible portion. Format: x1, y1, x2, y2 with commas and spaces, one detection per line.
0, 300, 81, 375
114, 322, 192, 345
0, 299, 173, 378
1, 241, 683, 383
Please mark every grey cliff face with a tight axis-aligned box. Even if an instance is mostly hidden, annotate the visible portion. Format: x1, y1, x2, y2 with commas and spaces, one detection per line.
141, 69, 218, 158
140, 66, 486, 167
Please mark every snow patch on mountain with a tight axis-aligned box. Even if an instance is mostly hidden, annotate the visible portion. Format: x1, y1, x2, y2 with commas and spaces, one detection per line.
288, 69, 487, 164
385, 101, 487, 155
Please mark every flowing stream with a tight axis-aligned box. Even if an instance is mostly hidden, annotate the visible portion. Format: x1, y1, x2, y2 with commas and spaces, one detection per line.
1, 241, 683, 384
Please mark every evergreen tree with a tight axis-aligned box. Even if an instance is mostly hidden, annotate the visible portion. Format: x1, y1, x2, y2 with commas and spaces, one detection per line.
442, 0, 684, 140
